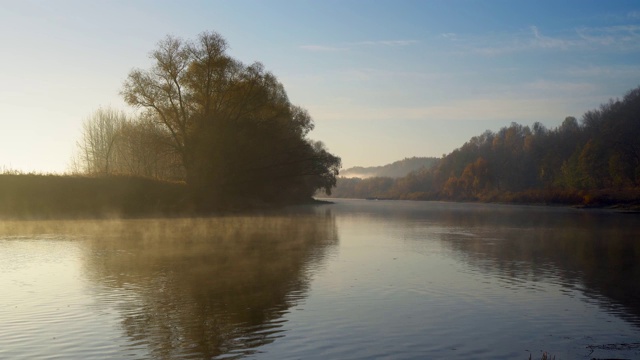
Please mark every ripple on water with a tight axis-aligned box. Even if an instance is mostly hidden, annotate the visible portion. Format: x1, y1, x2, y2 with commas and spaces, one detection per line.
0, 237, 150, 360
3, 207, 640, 360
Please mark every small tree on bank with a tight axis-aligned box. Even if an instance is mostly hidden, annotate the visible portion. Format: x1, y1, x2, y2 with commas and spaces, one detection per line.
73, 108, 126, 175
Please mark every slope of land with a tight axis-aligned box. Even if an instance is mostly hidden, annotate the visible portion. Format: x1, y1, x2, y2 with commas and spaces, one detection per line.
328, 86, 640, 209
340, 157, 439, 178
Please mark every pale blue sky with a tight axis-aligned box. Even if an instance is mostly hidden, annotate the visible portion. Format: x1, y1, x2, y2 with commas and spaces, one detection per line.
1, 0, 639, 173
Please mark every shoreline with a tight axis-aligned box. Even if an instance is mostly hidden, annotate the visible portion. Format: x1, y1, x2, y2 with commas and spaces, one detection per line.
0, 173, 333, 221
322, 195, 640, 213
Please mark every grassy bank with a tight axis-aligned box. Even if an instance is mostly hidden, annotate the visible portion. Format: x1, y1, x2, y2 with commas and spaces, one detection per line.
0, 174, 189, 219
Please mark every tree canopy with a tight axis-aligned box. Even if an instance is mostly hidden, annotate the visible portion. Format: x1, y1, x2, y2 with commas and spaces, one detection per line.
76, 31, 340, 210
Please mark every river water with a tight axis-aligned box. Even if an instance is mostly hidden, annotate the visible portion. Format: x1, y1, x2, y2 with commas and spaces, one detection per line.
1, 199, 639, 359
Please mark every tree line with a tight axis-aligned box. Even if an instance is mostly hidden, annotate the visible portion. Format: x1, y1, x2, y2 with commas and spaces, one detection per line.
329, 86, 640, 206
72, 32, 341, 210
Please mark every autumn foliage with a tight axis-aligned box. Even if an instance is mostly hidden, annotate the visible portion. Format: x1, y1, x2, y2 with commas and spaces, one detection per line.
330, 86, 640, 207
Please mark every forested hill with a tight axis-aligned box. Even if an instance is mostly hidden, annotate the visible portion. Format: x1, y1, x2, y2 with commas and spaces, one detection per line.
328, 86, 640, 207
340, 157, 439, 178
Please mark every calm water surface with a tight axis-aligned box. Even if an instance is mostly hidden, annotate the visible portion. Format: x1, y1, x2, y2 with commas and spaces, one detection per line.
1, 199, 639, 359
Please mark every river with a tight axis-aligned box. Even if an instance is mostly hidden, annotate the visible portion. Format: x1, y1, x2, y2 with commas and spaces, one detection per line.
1, 199, 639, 359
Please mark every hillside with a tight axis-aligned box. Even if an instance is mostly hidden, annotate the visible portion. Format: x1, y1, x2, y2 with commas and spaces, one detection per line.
328, 86, 640, 208
340, 157, 439, 178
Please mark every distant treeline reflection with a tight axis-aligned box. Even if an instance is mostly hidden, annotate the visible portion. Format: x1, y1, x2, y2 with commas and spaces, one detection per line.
439, 210, 640, 328
333, 200, 640, 328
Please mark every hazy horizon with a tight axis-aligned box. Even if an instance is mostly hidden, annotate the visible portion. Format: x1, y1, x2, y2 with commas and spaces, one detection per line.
2, 1, 639, 173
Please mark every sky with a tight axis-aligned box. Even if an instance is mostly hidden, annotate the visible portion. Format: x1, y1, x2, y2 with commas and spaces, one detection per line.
1, 0, 639, 173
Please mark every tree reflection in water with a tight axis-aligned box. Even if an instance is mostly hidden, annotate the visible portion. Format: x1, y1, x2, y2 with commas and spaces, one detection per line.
436, 209, 640, 327
81, 212, 338, 359
371, 202, 640, 328
328, 200, 640, 329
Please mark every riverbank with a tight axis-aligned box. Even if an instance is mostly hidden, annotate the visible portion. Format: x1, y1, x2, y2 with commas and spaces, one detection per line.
474, 188, 640, 212
326, 187, 640, 212
0, 174, 189, 219
0, 174, 325, 220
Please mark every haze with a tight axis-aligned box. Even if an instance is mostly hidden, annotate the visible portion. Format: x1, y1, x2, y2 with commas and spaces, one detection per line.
1, 0, 639, 173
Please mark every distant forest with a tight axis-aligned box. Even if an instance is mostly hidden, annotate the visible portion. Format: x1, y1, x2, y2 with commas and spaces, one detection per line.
329, 86, 640, 207
340, 157, 439, 178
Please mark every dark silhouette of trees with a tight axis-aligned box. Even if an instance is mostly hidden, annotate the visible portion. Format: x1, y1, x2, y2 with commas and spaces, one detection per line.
121, 32, 340, 208
72, 31, 340, 211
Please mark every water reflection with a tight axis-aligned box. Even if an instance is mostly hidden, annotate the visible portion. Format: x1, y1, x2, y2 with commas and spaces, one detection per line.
78, 214, 337, 359
331, 200, 640, 328
436, 209, 640, 327
4, 201, 639, 359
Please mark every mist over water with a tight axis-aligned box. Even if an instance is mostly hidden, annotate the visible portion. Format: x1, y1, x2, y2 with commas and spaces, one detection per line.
1, 200, 639, 359
0, 215, 338, 359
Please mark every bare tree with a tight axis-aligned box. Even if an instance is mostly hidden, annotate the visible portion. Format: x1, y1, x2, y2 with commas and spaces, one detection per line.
74, 108, 184, 179
117, 117, 184, 180
75, 107, 127, 175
